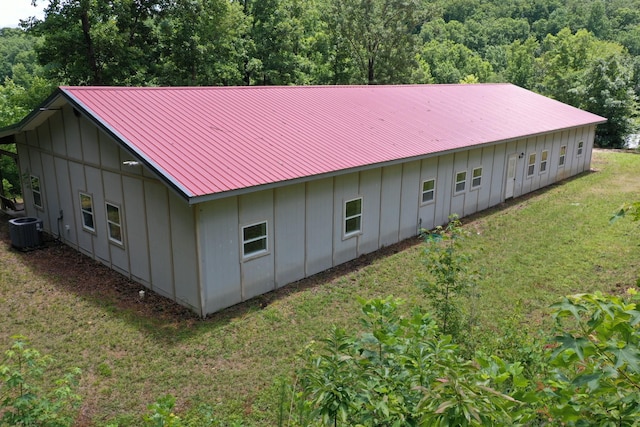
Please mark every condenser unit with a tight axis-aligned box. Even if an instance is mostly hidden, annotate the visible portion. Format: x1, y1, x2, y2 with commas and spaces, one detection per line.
8, 217, 43, 249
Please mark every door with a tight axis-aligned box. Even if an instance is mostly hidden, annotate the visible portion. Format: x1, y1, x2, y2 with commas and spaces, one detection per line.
505, 154, 517, 199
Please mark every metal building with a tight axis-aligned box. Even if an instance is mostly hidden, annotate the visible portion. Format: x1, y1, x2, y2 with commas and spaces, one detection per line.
0, 84, 606, 316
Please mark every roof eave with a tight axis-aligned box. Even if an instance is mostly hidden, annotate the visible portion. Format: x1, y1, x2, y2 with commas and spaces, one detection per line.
186, 120, 606, 206
0, 88, 68, 138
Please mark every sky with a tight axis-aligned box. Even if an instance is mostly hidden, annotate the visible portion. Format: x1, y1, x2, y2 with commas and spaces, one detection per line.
0, 0, 49, 28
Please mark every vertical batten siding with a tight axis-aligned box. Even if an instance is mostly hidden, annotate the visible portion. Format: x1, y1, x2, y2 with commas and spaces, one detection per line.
199, 197, 242, 313
169, 192, 199, 309
399, 161, 421, 240
37, 119, 52, 154
450, 151, 468, 217
379, 164, 402, 247
145, 181, 174, 297
547, 133, 561, 183
238, 190, 275, 300
488, 143, 506, 206
359, 168, 382, 255
54, 157, 76, 245
464, 148, 481, 217
62, 106, 82, 161
80, 117, 100, 165
418, 156, 438, 232
333, 174, 360, 266
41, 152, 59, 236
99, 129, 120, 170
69, 161, 90, 255
274, 184, 306, 287
123, 176, 151, 285
102, 171, 127, 276
305, 178, 334, 276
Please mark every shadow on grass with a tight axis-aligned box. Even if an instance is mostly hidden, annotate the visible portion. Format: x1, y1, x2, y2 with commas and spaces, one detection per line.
0, 169, 597, 343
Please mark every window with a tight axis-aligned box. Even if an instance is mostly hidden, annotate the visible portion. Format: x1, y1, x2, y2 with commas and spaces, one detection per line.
80, 193, 95, 231
455, 171, 466, 193
106, 202, 123, 245
30, 175, 42, 208
471, 167, 482, 188
540, 150, 549, 173
559, 145, 566, 167
421, 179, 435, 204
242, 221, 267, 257
527, 153, 536, 177
344, 197, 362, 236
577, 141, 584, 156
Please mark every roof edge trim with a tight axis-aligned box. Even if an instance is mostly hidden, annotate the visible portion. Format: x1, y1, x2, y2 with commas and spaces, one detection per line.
60, 88, 194, 202
187, 122, 602, 205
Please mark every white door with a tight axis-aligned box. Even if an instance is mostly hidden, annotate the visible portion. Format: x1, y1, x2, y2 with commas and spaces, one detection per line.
505, 154, 517, 199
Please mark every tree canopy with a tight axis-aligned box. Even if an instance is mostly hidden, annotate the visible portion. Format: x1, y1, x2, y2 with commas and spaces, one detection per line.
1, 0, 638, 146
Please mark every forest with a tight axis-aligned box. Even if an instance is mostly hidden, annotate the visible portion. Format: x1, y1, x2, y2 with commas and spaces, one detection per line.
0, 0, 639, 147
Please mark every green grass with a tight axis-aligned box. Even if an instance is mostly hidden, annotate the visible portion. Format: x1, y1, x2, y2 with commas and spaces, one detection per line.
1, 150, 640, 425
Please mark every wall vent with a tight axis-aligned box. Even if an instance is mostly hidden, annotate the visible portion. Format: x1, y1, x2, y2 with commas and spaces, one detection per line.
9, 217, 43, 249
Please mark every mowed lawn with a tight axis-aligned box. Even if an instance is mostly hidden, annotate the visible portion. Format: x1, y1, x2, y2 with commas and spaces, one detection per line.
1, 150, 639, 426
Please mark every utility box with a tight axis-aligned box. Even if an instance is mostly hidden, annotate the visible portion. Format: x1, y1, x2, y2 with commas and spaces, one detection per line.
8, 217, 43, 249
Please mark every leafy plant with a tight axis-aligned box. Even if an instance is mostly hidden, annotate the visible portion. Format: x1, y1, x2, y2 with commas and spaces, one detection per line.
546, 290, 640, 425
292, 297, 528, 426
143, 395, 183, 427
611, 201, 640, 223
417, 215, 480, 341
0, 336, 81, 427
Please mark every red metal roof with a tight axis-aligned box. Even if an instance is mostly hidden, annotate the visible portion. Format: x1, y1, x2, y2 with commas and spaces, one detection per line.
59, 84, 606, 201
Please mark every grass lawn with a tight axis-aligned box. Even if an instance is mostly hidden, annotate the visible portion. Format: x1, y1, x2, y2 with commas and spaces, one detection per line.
1, 150, 639, 426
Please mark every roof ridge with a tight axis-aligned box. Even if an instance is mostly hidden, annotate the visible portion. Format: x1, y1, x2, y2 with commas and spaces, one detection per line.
60, 83, 515, 92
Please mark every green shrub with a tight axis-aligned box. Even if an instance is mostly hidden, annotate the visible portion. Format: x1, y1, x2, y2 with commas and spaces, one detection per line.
290, 297, 529, 426
0, 336, 81, 427
417, 215, 480, 343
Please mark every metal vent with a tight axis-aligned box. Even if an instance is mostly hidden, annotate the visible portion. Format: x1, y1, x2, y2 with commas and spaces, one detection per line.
8, 217, 43, 249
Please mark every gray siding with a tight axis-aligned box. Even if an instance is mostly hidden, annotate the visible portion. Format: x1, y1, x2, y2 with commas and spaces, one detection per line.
195, 124, 597, 315
16, 109, 201, 313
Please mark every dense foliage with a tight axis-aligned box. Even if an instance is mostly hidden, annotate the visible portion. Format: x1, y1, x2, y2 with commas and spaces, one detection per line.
289, 290, 640, 426
1, 0, 639, 145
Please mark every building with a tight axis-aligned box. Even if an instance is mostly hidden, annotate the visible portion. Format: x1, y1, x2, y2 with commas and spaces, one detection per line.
0, 84, 606, 316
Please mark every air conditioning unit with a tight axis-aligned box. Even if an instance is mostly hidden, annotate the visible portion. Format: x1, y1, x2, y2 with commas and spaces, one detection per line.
8, 217, 43, 249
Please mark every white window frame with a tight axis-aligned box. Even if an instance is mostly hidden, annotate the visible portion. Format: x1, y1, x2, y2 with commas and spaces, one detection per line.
454, 171, 467, 194
106, 202, 124, 246
30, 175, 43, 209
559, 145, 567, 167
539, 150, 549, 174
471, 167, 482, 189
80, 192, 95, 232
242, 221, 268, 259
344, 197, 363, 238
577, 141, 584, 156
527, 153, 536, 177
421, 178, 436, 204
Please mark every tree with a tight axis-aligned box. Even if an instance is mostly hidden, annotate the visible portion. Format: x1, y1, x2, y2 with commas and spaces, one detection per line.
538, 28, 599, 105
505, 37, 540, 89
244, 0, 314, 85
419, 40, 493, 84
0, 28, 41, 83
156, 0, 248, 86
323, 0, 425, 84
537, 26, 638, 147
576, 54, 638, 147
29, 0, 165, 85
